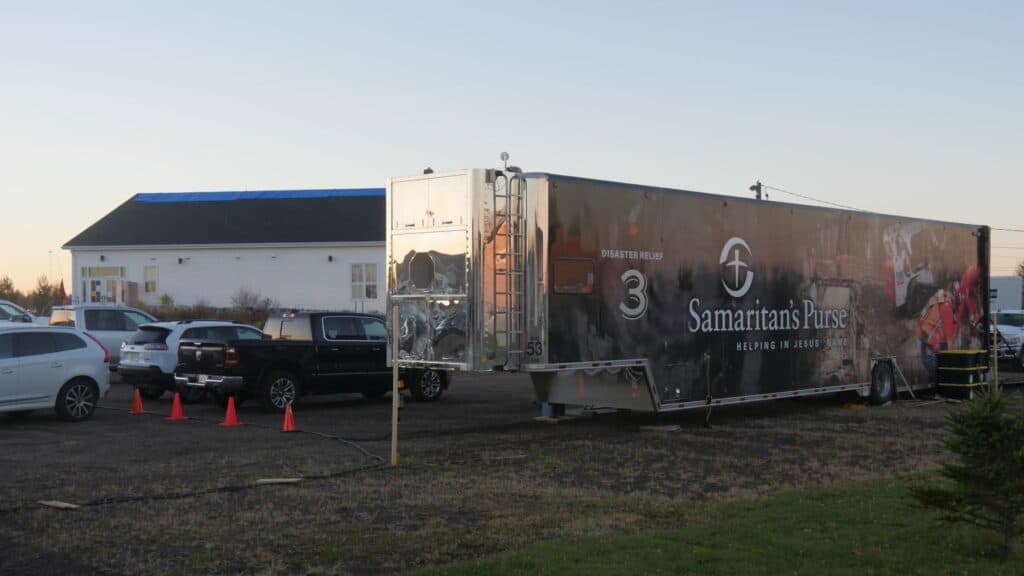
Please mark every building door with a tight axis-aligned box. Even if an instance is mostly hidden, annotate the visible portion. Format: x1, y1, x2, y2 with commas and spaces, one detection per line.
81, 266, 127, 304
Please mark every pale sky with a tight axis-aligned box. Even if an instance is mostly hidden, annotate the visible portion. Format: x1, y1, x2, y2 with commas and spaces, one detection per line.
1, 1, 1021, 293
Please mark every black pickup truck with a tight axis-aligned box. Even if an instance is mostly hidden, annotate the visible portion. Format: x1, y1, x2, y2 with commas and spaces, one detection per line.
173, 311, 448, 411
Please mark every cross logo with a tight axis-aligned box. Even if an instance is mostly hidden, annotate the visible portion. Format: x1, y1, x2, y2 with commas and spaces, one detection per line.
720, 237, 753, 298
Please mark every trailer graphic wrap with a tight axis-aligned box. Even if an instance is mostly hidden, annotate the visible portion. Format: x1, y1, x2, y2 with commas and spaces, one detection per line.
387, 169, 988, 412
544, 176, 986, 406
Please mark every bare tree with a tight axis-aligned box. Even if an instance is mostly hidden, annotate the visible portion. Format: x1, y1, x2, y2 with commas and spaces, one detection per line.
230, 287, 278, 313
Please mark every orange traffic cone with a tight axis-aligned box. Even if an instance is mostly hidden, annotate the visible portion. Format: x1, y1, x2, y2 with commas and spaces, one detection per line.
219, 396, 242, 427
281, 403, 297, 433
131, 389, 145, 415
166, 392, 187, 421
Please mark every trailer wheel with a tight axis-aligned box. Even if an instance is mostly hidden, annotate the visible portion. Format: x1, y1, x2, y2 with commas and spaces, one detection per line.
870, 362, 895, 405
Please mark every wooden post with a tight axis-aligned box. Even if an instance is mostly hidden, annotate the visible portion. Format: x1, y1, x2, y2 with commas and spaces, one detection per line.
992, 311, 999, 392
391, 304, 400, 467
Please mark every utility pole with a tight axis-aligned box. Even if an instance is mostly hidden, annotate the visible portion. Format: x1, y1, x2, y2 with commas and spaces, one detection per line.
749, 180, 763, 200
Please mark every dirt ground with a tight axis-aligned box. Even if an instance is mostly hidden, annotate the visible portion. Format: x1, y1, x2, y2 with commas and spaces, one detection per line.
1, 371, 1022, 575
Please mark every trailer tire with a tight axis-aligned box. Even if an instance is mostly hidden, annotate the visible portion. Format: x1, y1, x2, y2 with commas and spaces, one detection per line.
870, 362, 895, 405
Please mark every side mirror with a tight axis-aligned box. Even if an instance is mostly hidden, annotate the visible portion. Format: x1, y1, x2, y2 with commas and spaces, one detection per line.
262, 332, 273, 340
17, 314, 32, 323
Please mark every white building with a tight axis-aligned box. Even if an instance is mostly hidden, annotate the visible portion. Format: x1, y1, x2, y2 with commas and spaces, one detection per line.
991, 276, 1024, 312
63, 188, 386, 312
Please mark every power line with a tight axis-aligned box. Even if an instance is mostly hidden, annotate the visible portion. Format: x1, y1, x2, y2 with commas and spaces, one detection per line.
753, 182, 1024, 234
760, 184, 866, 212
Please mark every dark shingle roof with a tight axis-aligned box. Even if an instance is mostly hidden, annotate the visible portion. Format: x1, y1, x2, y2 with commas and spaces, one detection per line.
64, 188, 385, 247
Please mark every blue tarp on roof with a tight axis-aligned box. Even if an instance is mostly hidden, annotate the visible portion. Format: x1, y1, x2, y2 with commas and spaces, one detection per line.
133, 188, 385, 203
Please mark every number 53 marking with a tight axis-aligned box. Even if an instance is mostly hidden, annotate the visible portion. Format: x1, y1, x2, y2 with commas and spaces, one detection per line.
619, 269, 648, 320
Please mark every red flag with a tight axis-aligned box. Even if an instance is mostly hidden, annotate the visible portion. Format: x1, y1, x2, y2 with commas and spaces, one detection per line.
58, 279, 69, 305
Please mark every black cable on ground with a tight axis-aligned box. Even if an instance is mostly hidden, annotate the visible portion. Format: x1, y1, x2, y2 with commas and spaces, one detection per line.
94, 404, 386, 463
0, 404, 393, 516
0, 461, 386, 517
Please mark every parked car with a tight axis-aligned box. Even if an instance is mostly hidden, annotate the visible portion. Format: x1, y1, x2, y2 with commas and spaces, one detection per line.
49, 304, 157, 369
0, 324, 110, 421
992, 310, 1024, 367
119, 320, 266, 403
174, 310, 449, 411
0, 299, 47, 325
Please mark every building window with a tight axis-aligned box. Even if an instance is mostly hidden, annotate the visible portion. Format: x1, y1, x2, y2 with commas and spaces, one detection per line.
352, 263, 378, 300
144, 266, 157, 293
83, 266, 125, 278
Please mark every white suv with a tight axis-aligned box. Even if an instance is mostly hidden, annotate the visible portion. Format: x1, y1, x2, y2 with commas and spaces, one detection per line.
0, 324, 111, 421
49, 305, 157, 369
119, 320, 266, 403
993, 310, 1024, 368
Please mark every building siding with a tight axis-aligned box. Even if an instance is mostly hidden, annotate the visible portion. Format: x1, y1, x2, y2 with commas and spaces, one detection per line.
70, 244, 386, 312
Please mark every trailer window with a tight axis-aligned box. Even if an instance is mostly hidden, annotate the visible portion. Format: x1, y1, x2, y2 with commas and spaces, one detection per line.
553, 258, 594, 295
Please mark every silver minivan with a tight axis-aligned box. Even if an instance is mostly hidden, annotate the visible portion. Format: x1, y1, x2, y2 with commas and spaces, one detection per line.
49, 305, 157, 369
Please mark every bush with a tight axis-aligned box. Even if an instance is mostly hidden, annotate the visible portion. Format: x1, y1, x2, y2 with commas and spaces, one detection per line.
912, 387, 1024, 559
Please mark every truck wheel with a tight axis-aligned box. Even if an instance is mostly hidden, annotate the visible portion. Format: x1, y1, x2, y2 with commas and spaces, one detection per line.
262, 370, 300, 412
870, 362, 895, 405
55, 378, 99, 422
410, 369, 445, 402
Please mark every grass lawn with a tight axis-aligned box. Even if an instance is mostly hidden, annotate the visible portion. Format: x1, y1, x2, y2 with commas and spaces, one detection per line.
418, 477, 1021, 575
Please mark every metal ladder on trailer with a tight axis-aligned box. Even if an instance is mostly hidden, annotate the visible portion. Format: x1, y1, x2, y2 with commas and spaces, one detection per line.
492, 171, 526, 370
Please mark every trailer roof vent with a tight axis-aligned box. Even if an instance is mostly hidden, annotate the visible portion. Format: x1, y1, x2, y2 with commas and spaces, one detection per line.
410, 252, 435, 290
